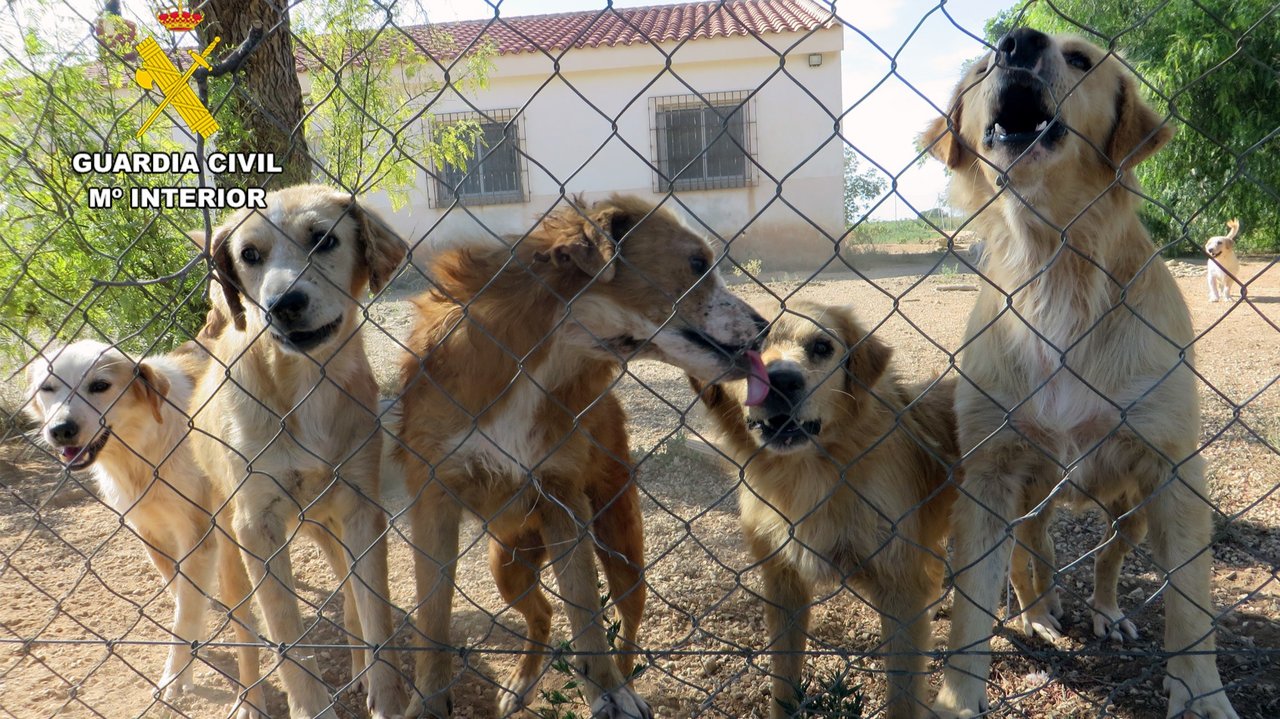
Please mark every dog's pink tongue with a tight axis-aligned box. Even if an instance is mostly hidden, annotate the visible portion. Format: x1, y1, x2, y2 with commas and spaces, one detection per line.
60, 447, 81, 462
744, 350, 769, 407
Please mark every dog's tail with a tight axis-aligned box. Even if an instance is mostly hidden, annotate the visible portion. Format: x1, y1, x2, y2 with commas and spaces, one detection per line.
1226, 218, 1241, 241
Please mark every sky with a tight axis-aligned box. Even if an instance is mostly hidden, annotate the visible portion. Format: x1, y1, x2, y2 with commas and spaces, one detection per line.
3, 0, 1017, 220
426, 0, 1018, 219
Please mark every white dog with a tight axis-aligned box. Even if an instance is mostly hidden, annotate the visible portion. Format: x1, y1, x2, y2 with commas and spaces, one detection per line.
25, 340, 264, 718
1206, 218, 1241, 302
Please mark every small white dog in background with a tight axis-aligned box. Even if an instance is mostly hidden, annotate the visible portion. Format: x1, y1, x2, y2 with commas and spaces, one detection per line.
1206, 218, 1241, 302
25, 340, 264, 718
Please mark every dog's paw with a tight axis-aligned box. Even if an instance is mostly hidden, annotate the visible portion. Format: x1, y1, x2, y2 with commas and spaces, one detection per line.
590, 686, 652, 719
497, 668, 539, 716
1088, 594, 1138, 642
159, 669, 195, 701
1164, 675, 1239, 719
1017, 605, 1064, 643
932, 672, 992, 719
364, 671, 409, 719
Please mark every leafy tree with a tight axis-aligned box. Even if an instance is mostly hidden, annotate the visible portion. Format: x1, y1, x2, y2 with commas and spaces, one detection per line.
844, 148, 887, 226
295, 0, 492, 209
0, 0, 490, 368
986, 1, 1280, 253
0, 20, 205, 365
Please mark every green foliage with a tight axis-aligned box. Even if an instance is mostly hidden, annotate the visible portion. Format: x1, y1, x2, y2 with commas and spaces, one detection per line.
0, 23, 205, 365
843, 148, 887, 226
0, 1, 494, 367
296, 0, 493, 209
535, 586, 644, 718
987, 1, 1280, 253
848, 217, 951, 245
780, 670, 867, 718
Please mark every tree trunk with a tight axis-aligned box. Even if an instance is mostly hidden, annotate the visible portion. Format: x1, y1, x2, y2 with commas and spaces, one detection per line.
198, 0, 312, 188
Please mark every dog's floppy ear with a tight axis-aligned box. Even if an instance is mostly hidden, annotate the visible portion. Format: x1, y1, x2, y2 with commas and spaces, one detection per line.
350, 200, 408, 295
842, 314, 892, 392
133, 361, 170, 424
199, 224, 246, 331
1108, 73, 1174, 170
919, 83, 968, 170
536, 199, 635, 282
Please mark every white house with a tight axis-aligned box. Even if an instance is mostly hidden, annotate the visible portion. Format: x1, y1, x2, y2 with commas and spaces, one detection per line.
342, 0, 844, 269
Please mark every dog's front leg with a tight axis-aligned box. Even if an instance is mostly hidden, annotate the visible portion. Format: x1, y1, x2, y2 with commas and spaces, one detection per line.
1089, 502, 1145, 641
539, 489, 652, 719
337, 485, 408, 719
231, 491, 335, 719
1144, 455, 1238, 719
871, 558, 936, 719
932, 450, 1021, 719
1009, 508, 1064, 643
410, 486, 461, 718
756, 555, 810, 719
216, 529, 266, 719
143, 533, 213, 701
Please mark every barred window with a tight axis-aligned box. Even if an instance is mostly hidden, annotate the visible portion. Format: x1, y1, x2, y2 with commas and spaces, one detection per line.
433, 110, 527, 206
651, 91, 755, 192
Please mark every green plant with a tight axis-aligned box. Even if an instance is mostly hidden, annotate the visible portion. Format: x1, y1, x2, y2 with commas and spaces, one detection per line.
732, 257, 765, 278
535, 586, 644, 718
0, 18, 206, 365
296, 0, 494, 210
780, 670, 867, 718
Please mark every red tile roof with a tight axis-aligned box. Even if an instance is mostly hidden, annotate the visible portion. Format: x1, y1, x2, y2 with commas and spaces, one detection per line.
408, 0, 833, 58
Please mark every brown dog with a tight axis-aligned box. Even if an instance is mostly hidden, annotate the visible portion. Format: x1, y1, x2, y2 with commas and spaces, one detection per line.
690, 303, 957, 719
189, 185, 409, 719
921, 29, 1237, 718
393, 195, 768, 718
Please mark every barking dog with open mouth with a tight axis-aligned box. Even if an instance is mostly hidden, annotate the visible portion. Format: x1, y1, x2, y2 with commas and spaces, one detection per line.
689, 303, 957, 719
189, 185, 409, 719
25, 341, 264, 718
921, 29, 1238, 718
1205, 218, 1242, 302
394, 195, 767, 718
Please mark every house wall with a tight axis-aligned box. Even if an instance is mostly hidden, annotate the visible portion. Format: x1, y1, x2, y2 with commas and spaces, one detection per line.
345, 27, 845, 270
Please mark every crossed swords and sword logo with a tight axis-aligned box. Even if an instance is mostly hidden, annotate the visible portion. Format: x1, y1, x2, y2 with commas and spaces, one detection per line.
133, 35, 221, 139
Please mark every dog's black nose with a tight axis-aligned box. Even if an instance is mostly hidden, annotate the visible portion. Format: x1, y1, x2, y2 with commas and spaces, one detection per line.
766, 368, 805, 397
267, 290, 309, 325
49, 419, 79, 444
997, 28, 1050, 70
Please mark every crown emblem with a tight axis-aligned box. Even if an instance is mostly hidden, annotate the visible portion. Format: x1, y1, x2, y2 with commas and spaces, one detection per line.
156, 2, 203, 32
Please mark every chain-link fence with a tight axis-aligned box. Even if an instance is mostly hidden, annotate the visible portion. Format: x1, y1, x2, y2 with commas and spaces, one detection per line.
2, 0, 1278, 717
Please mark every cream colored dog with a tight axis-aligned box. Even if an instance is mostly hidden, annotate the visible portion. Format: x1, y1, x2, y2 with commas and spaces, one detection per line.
690, 303, 957, 719
189, 185, 408, 719
1206, 218, 1242, 302
25, 340, 264, 718
921, 29, 1237, 718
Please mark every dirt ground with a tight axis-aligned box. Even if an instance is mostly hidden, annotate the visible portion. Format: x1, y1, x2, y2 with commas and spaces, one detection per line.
1, 248, 1277, 718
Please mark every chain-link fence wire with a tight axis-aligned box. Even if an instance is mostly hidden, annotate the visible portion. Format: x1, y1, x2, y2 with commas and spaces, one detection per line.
1, 0, 1277, 717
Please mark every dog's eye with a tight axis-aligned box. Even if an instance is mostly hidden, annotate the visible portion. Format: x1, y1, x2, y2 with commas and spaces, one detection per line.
1065, 51, 1092, 71
689, 255, 709, 275
87, 380, 110, 393
240, 246, 262, 265
807, 337, 834, 359
39, 384, 54, 393
311, 230, 339, 253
